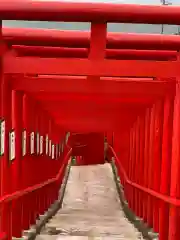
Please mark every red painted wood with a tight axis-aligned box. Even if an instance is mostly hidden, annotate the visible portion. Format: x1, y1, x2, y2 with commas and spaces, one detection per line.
0, 2, 180, 24
134, 120, 140, 216
169, 80, 180, 240
11, 45, 177, 61
147, 105, 155, 227
4, 56, 180, 78
4, 28, 180, 51
143, 109, 150, 222
10, 76, 173, 96
0, 149, 72, 204
110, 146, 180, 206
71, 133, 104, 165
152, 100, 163, 232
2, 3, 180, 239
35, 92, 156, 105
22, 94, 32, 230
128, 129, 133, 209
159, 95, 174, 240
138, 115, 145, 218
11, 90, 23, 237
0, 74, 12, 240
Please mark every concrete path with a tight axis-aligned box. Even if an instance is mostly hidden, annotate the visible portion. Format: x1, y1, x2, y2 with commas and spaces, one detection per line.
36, 164, 143, 240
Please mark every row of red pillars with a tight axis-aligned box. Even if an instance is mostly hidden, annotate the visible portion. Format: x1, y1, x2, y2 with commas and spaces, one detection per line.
111, 84, 180, 240
0, 76, 70, 238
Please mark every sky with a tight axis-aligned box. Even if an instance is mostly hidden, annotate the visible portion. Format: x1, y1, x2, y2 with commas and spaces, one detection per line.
41, 0, 180, 5
59, 0, 160, 3
3, 0, 180, 33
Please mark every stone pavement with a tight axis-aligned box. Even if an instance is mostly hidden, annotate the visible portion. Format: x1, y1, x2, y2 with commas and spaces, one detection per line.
36, 164, 143, 240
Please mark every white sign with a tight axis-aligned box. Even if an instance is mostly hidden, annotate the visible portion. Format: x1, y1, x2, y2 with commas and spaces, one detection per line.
0, 120, 5, 155
36, 133, 40, 154
56, 144, 58, 159
46, 134, 48, 155
40, 136, 43, 155
22, 130, 26, 156
59, 144, 61, 158
61, 142, 64, 153
9, 131, 15, 161
52, 144, 55, 159
65, 133, 68, 144
30, 132, 35, 154
49, 140, 52, 157
65, 132, 70, 144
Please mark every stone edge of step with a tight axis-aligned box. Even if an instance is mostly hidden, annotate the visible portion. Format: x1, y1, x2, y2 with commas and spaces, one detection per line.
21, 161, 72, 240
111, 160, 159, 240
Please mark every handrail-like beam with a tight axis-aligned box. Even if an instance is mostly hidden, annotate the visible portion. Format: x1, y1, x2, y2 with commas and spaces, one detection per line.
1, 1, 180, 24
0, 148, 72, 204
4, 28, 180, 50
110, 146, 180, 207
13, 46, 177, 61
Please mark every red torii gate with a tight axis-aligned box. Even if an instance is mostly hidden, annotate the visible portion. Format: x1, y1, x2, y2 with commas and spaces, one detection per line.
0, 2, 180, 240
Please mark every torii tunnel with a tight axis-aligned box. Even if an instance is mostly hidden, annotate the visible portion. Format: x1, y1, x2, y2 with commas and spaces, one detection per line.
1, 1, 180, 240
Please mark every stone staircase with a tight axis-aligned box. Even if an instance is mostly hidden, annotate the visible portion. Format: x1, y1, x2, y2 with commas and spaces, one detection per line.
36, 164, 143, 239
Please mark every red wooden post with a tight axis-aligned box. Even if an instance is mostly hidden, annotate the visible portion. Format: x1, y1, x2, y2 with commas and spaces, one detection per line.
35, 107, 41, 217
126, 129, 130, 207
152, 100, 163, 233
29, 99, 38, 225
135, 118, 140, 216
131, 124, 136, 212
159, 95, 174, 240
147, 104, 155, 227
11, 90, 23, 237
87, 22, 107, 81
128, 128, 133, 209
139, 115, 145, 218
22, 93, 32, 230
168, 80, 180, 240
44, 114, 51, 209
143, 108, 150, 222
89, 22, 106, 60
0, 75, 12, 240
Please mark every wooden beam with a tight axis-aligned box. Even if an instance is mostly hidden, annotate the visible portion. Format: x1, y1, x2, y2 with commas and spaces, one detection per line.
34, 93, 157, 105
13, 45, 177, 61
54, 117, 135, 132
4, 28, 180, 50
1, 2, 180, 24
5, 56, 179, 78
10, 77, 174, 96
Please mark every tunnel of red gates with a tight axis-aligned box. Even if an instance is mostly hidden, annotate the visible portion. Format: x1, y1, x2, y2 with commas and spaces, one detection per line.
1, 1, 180, 240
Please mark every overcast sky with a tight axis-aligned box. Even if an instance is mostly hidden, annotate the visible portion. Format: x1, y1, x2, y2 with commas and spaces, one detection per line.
45, 0, 180, 5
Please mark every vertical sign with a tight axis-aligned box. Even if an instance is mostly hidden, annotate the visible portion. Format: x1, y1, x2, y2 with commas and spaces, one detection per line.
22, 130, 26, 156
52, 144, 55, 159
65, 132, 68, 144
49, 140, 52, 157
59, 144, 61, 158
56, 144, 58, 159
61, 142, 64, 153
9, 130, 15, 161
0, 120, 5, 156
46, 134, 48, 155
40, 135, 43, 155
30, 132, 35, 154
36, 133, 40, 154
65, 132, 70, 144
